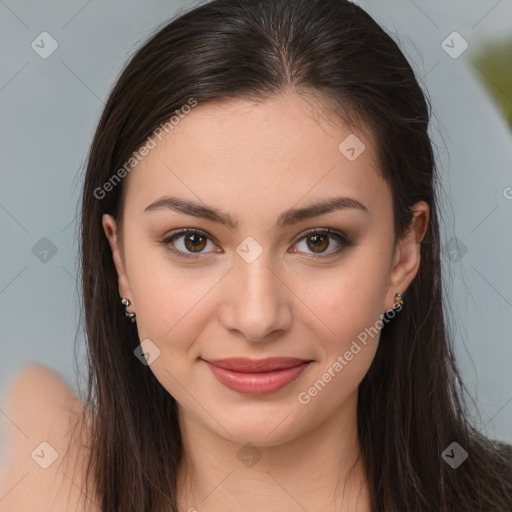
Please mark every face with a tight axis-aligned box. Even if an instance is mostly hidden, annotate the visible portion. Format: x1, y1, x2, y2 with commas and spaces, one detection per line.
103, 91, 428, 446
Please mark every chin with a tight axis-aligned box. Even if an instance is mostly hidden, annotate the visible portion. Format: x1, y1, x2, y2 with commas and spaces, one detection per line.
198, 405, 310, 447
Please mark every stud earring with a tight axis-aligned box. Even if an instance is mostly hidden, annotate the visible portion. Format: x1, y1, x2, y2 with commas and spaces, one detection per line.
393, 292, 404, 309
121, 297, 136, 323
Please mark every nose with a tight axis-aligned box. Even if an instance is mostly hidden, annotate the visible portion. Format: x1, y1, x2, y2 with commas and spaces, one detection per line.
219, 254, 293, 342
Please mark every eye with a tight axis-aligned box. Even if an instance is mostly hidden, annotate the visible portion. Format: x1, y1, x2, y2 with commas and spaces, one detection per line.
291, 228, 352, 258
161, 229, 221, 259
161, 227, 352, 259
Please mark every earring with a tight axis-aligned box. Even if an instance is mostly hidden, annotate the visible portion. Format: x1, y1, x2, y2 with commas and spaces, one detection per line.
121, 297, 136, 323
393, 292, 404, 309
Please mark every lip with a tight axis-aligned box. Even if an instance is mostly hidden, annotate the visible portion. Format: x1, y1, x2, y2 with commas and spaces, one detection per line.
203, 357, 312, 395
205, 357, 311, 372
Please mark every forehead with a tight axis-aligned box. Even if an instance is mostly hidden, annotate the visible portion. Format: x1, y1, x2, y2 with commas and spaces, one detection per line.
122, 92, 388, 222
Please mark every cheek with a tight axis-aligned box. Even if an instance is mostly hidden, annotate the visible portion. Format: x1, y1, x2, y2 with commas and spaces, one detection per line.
296, 254, 389, 337
316, 286, 382, 378
125, 249, 215, 400
122, 240, 208, 343
294, 273, 383, 410
292, 251, 389, 384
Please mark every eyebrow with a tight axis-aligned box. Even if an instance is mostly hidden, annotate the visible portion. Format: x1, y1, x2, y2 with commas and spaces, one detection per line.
144, 195, 369, 229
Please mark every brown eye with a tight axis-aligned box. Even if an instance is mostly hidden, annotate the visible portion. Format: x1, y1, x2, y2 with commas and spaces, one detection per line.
162, 227, 352, 260
292, 228, 352, 258
183, 232, 207, 252
161, 229, 220, 259
306, 234, 329, 253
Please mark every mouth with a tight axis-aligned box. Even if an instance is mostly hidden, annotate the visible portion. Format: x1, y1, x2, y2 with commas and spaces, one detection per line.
202, 357, 313, 395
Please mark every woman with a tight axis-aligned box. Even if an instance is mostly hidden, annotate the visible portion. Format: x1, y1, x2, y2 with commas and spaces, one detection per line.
2, 0, 511, 510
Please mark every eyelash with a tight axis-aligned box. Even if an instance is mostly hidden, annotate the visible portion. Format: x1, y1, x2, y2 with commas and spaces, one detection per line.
160, 228, 353, 260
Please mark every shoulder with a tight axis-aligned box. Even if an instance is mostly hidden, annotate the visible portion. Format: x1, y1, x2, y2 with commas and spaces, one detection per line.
0, 364, 98, 512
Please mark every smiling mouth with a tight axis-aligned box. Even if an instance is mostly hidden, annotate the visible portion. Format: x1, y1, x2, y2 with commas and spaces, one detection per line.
202, 357, 313, 395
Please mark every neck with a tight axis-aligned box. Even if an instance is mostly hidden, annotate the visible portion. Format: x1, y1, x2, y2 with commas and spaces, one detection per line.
175, 390, 371, 512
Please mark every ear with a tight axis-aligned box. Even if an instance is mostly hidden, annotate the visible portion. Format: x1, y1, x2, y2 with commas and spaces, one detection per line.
102, 214, 135, 309
384, 201, 429, 310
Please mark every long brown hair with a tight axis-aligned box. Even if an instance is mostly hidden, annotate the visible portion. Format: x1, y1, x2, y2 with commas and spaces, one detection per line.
76, 0, 512, 510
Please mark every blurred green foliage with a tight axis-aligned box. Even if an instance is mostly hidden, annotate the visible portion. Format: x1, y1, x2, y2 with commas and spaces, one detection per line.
471, 38, 512, 131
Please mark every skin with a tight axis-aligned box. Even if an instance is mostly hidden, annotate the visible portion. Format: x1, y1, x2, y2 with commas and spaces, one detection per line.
0, 365, 98, 511
102, 90, 429, 511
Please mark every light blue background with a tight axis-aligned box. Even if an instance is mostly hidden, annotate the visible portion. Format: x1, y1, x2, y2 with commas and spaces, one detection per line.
1, 0, 511, 448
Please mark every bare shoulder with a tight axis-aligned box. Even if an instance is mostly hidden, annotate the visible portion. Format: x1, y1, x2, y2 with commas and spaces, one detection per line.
0, 364, 100, 512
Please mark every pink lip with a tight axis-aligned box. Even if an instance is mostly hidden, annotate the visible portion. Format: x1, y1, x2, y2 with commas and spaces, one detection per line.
203, 357, 312, 395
